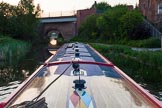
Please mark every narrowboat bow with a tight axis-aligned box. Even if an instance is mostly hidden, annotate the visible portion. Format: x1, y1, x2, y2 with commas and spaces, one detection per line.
0, 43, 162, 108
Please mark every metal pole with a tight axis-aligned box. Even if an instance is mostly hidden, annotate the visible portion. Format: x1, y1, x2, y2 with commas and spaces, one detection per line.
161, 36, 162, 50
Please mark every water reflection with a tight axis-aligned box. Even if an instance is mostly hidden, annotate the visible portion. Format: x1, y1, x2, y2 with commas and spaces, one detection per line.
0, 68, 24, 85
140, 82, 162, 101
0, 44, 53, 102
0, 81, 21, 102
109, 78, 143, 106
10, 77, 46, 105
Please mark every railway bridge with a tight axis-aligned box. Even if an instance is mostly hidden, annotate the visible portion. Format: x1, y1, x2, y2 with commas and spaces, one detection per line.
39, 8, 96, 41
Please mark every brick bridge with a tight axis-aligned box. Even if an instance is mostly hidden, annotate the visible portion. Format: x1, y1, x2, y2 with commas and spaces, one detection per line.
39, 8, 96, 41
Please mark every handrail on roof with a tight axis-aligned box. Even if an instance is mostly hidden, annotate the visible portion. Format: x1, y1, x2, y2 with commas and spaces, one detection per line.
43, 60, 114, 67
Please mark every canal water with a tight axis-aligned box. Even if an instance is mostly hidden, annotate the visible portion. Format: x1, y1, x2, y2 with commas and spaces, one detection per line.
0, 44, 161, 102
0, 44, 54, 102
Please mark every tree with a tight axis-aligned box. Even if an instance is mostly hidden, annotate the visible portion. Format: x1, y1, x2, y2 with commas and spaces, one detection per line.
15, 0, 41, 41
35, 4, 41, 17
120, 10, 144, 39
91, 1, 111, 13
96, 16, 110, 39
0, 2, 17, 35
79, 14, 99, 40
78, 5, 146, 41
130, 23, 151, 40
97, 5, 129, 39
18, 0, 34, 15
0, 0, 41, 43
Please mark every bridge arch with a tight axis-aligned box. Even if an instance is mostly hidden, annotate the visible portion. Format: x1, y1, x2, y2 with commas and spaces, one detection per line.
45, 28, 64, 45
40, 16, 77, 41
45, 28, 62, 38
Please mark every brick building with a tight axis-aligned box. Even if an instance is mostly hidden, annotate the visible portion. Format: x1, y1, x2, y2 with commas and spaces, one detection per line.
76, 8, 96, 31
139, 0, 162, 28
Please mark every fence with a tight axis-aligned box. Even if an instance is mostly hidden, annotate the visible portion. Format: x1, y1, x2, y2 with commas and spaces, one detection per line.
40, 10, 77, 18
161, 36, 162, 50
144, 19, 162, 39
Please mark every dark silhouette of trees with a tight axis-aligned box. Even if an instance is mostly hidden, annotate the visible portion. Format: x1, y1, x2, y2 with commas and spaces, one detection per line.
120, 10, 144, 39
0, 0, 41, 42
91, 1, 111, 13
79, 14, 99, 40
78, 4, 150, 41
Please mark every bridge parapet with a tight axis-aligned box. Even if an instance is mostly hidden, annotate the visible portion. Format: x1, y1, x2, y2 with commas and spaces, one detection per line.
40, 16, 77, 23
40, 10, 76, 18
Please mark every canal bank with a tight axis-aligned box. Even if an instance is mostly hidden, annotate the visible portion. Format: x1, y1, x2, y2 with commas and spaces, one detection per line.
91, 43, 162, 101
0, 43, 55, 101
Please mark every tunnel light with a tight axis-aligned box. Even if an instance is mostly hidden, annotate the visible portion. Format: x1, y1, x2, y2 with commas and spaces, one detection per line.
50, 39, 57, 45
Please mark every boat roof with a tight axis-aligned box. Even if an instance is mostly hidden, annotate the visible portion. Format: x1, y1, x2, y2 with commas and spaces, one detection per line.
1, 43, 162, 108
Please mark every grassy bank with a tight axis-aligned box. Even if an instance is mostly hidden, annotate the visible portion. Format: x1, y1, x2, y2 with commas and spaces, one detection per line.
0, 36, 31, 84
71, 37, 161, 48
0, 36, 31, 67
105, 38, 161, 48
91, 44, 162, 84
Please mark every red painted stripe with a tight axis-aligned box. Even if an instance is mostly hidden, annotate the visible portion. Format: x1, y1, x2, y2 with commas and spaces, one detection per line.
0, 102, 6, 108
44, 61, 114, 67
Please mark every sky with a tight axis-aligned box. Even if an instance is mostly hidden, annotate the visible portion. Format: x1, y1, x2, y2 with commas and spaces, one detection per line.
2, 0, 138, 16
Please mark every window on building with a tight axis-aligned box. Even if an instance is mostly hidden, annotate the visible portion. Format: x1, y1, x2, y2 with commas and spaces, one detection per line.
143, 4, 146, 9
158, 4, 162, 14
148, 0, 150, 8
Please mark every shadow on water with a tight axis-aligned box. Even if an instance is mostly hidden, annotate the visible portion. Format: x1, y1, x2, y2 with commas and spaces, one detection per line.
139, 82, 162, 101
0, 44, 57, 102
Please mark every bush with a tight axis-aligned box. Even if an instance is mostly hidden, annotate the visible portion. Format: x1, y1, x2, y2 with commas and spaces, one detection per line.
78, 14, 99, 40
91, 43, 162, 83
77, 4, 150, 42
120, 10, 144, 39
